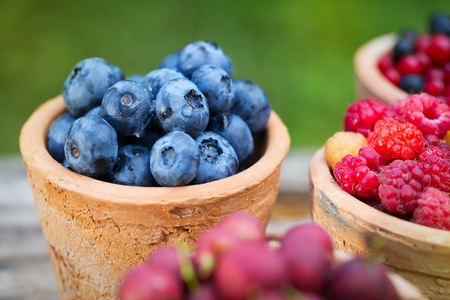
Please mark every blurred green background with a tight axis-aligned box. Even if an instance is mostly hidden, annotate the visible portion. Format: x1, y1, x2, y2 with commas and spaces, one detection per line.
1, 0, 449, 155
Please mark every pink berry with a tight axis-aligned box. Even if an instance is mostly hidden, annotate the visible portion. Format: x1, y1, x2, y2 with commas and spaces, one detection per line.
119, 265, 183, 300
358, 146, 383, 171
281, 223, 334, 255
328, 258, 399, 300
343, 98, 391, 137
378, 160, 430, 215
215, 242, 287, 300
334, 155, 380, 199
216, 212, 265, 243
411, 187, 450, 230
402, 93, 450, 138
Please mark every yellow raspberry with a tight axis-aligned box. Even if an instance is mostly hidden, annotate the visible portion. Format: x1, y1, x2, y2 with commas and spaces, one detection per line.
324, 131, 368, 170
444, 130, 450, 145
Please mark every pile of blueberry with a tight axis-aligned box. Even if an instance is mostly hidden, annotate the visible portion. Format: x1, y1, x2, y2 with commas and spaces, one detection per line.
378, 11, 450, 101
47, 41, 271, 187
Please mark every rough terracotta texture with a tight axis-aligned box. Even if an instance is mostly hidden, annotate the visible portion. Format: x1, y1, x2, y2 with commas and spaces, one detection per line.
354, 33, 409, 104
309, 147, 450, 300
20, 95, 290, 300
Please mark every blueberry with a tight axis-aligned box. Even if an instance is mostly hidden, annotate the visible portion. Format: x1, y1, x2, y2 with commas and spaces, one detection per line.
62, 57, 124, 117
47, 113, 77, 163
399, 75, 425, 94
64, 115, 118, 178
127, 74, 145, 84
159, 51, 180, 70
142, 68, 186, 99
101, 80, 154, 138
207, 113, 254, 165
393, 38, 415, 61
156, 78, 209, 136
191, 64, 234, 114
231, 80, 271, 133
399, 28, 418, 41
85, 106, 101, 117
150, 131, 200, 187
430, 12, 450, 35
108, 145, 155, 187
193, 131, 238, 184
178, 41, 234, 78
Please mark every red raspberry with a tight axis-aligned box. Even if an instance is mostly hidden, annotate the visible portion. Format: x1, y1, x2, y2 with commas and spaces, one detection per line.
333, 155, 379, 199
411, 187, 450, 230
358, 146, 383, 171
424, 78, 445, 96
396, 54, 423, 75
382, 67, 401, 86
402, 93, 450, 138
367, 117, 424, 161
378, 160, 430, 215
415, 34, 431, 53
378, 52, 394, 73
343, 99, 391, 137
419, 144, 450, 193
427, 34, 450, 65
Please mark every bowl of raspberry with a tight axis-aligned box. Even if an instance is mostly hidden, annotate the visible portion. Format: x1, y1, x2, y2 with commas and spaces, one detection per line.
19, 42, 290, 299
354, 11, 450, 105
309, 94, 450, 300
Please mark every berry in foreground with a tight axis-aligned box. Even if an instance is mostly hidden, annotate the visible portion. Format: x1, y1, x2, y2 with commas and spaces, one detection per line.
64, 115, 118, 178
62, 57, 124, 117
150, 131, 200, 187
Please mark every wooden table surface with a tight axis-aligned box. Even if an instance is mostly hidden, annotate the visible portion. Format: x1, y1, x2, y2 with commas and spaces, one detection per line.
0, 156, 312, 300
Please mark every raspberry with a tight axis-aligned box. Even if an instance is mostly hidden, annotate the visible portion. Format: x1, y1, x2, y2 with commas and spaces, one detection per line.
418, 144, 450, 192
378, 159, 430, 215
324, 131, 368, 170
402, 93, 450, 138
367, 117, 424, 161
411, 187, 450, 230
358, 146, 383, 171
333, 154, 379, 199
343, 99, 391, 137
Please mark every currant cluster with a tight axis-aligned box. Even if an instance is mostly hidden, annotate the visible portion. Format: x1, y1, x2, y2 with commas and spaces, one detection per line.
119, 212, 400, 300
325, 93, 450, 231
378, 11, 450, 101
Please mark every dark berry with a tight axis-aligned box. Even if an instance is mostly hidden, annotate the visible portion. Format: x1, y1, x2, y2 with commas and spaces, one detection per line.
399, 74, 425, 94
64, 115, 118, 178
142, 68, 186, 99
47, 113, 76, 163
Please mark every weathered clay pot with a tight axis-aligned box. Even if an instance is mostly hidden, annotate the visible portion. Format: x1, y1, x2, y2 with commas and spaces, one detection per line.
354, 33, 409, 104
309, 146, 450, 300
19, 95, 290, 300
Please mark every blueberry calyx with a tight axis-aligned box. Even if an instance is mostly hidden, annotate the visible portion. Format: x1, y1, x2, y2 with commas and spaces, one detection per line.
200, 138, 223, 164
184, 89, 204, 109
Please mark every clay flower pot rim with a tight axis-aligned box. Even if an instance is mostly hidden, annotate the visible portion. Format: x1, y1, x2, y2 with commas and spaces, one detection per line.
20, 95, 290, 206
310, 146, 450, 246
354, 32, 409, 104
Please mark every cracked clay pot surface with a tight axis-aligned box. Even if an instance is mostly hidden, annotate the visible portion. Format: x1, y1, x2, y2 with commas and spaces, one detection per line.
19, 95, 290, 300
309, 146, 450, 300
354, 33, 409, 105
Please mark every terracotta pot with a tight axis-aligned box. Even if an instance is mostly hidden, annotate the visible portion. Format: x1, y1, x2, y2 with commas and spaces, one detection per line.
309, 146, 450, 300
19, 95, 290, 300
354, 33, 409, 104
